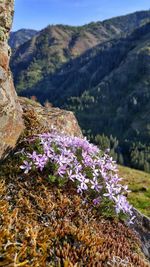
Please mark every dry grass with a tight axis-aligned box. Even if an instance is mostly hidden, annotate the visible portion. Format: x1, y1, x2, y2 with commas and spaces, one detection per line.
0, 173, 149, 267
0, 110, 149, 266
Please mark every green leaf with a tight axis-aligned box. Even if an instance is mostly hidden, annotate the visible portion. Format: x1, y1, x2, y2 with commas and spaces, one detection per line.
48, 175, 56, 183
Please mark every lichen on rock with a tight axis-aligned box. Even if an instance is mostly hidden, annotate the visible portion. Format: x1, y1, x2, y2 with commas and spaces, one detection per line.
0, 0, 24, 159
19, 97, 83, 138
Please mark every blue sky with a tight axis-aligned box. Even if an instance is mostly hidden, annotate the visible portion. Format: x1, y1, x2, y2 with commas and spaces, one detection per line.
13, 0, 150, 31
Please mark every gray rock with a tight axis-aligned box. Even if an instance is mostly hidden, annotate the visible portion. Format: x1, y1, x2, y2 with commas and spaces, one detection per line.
0, 0, 24, 159
19, 97, 83, 138
131, 208, 150, 260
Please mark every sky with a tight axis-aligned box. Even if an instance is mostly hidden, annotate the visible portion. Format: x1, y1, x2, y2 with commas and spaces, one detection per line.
12, 0, 150, 31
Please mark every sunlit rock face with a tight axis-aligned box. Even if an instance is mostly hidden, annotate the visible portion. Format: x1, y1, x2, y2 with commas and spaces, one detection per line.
0, 0, 24, 159
19, 97, 83, 138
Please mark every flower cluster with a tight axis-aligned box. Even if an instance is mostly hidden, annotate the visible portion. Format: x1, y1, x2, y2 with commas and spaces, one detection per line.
20, 131, 134, 223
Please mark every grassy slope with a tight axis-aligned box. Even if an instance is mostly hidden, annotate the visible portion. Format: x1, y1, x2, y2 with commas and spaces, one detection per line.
119, 165, 150, 216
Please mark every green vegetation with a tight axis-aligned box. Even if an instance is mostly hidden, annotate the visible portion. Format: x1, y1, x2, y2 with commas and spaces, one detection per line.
10, 10, 150, 95
0, 104, 149, 266
9, 29, 37, 49
119, 165, 150, 217
1, 175, 148, 266
89, 134, 150, 173
10, 11, 150, 174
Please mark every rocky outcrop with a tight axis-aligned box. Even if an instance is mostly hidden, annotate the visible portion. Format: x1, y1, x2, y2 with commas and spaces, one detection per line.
19, 97, 83, 137
132, 208, 150, 260
0, 0, 24, 159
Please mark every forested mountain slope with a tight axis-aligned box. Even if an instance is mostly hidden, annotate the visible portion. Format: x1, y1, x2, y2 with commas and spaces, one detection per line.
9, 29, 37, 49
9, 11, 150, 172
17, 22, 150, 143
10, 10, 150, 93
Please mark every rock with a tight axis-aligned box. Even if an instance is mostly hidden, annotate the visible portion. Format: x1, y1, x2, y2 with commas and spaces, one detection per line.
19, 97, 83, 137
131, 208, 150, 260
0, 0, 24, 159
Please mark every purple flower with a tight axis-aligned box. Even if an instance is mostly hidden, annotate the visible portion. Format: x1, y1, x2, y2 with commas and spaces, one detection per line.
114, 195, 132, 215
82, 151, 93, 167
19, 130, 133, 219
34, 154, 48, 171
92, 166, 99, 177
110, 174, 122, 184
91, 177, 102, 192
93, 197, 101, 205
43, 143, 54, 158
76, 174, 89, 190
28, 151, 38, 161
104, 183, 122, 200
20, 161, 32, 174
75, 164, 82, 173
67, 169, 76, 181
57, 165, 67, 177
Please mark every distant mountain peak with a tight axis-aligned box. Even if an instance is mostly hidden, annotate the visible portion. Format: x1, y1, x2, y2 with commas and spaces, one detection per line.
9, 29, 37, 49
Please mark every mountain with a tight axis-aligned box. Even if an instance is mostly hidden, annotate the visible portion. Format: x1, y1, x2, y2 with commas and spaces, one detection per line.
56, 23, 150, 143
9, 29, 37, 49
9, 22, 121, 92
10, 11, 150, 172
10, 10, 150, 93
14, 21, 150, 142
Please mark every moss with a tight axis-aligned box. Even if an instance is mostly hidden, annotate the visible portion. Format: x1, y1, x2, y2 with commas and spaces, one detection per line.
0, 107, 46, 179
0, 175, 149, 266
0, 110, 149, 265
